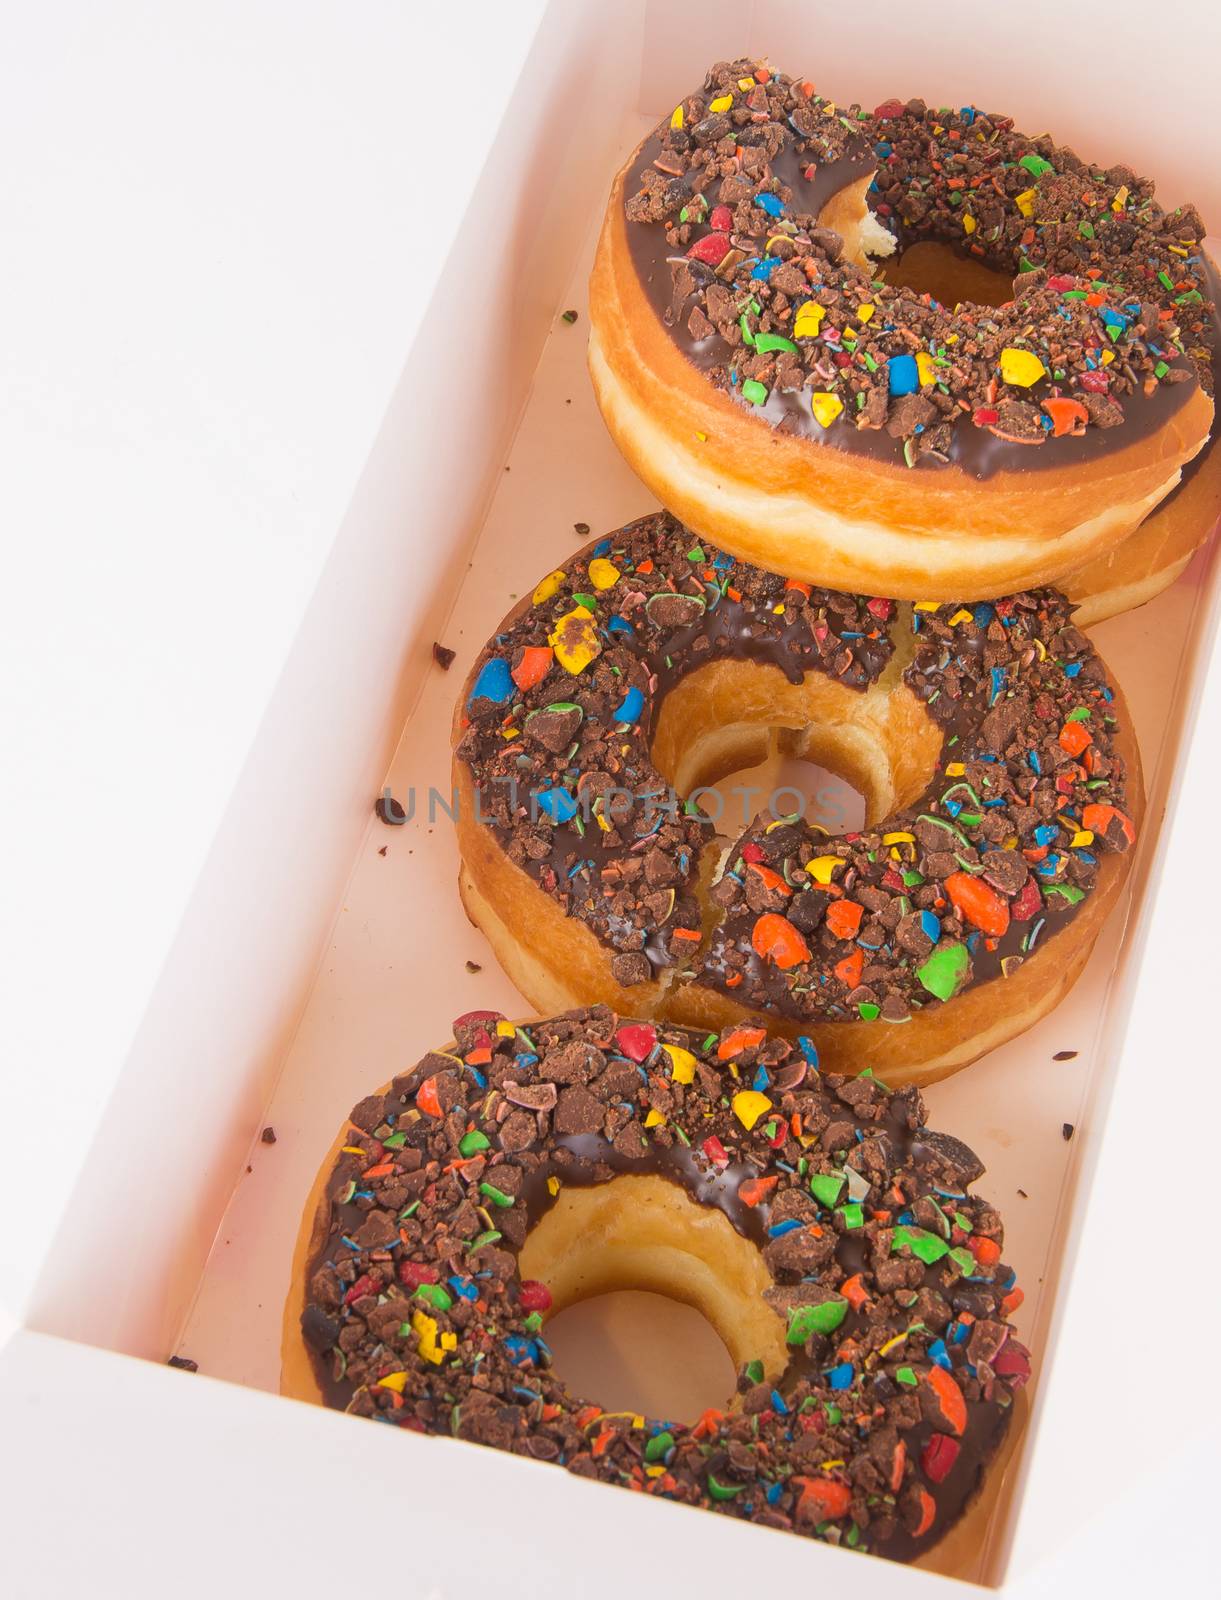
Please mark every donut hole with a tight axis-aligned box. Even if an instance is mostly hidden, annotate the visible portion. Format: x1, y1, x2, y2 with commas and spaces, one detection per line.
540, 1292, 735, 1421
883, 239, 1016, 310
518, 1174, 788, 1420
685, 744, 867, 839
648, 646, 944, 862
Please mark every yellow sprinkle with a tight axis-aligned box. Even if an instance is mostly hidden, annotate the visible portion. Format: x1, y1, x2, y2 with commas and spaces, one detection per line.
805, 854, 845, 885
1112, 184, 1129, 212
793, 301, 826, 339
646, 1464, 666, 1478
1000, 347, 1046, 387
1101, 349, 1115, 366
341, 1145, 366, 1156
962, 213, 976, 234
644, 1108, 666, 1129
549, 606, 602, 674
709, 93, 733, 112
738, 77, 754, 90
695, 430, 708, 442
663, 1043, 697, 1084
440, 1331, 457, 1352
596, 811, 611, 832
377, 1371, 409, 1392
948, 607, 973, 626
810, 390, 843, 428
533, 568, 565, 605
547, 1175, 560, 1196
733, 1090, 772, 1131
412, 1310, 444, 1365
945, 762, 966, 777
496, 1020, 516, 1037
1169, 244, 1188, 257
772, 602, 786, 615
670, 105, 684, 130
500, 727, 518, 740
1034, 638, 1047, 661
1070, 830, 1094, 848
878, 1332, 908, 1357
819, 1459, 847, 1470
856, 303, 875, 323
1014, 188, 1036, 218
914, 600, 939, 612
823, 102, 836, 116
883, 831, 915, 845
587, 557, 620, 590
916, 351, 937, 387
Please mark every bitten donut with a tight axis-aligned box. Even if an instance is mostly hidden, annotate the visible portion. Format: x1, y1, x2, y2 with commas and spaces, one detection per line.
589, 58, 1215, 599
284, 1005, 1030, 1573
452, 513, 1143, 1087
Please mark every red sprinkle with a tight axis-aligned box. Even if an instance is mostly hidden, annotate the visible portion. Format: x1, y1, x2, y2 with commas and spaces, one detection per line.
518, 1280, 553, 1312
687, 232, 731, 266
709, 204, 733, 232
398, 1260, 439, 1289
345, 1272, 378, 1305
703, 1135, 729, 1167
921, 1433, 961, 1484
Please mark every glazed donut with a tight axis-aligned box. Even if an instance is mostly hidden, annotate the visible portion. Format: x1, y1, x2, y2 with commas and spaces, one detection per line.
452, 513, 1143, 1088
588, 58, 1215, 600
283, 1004, 1030, 1572
875, 243, 1221, 626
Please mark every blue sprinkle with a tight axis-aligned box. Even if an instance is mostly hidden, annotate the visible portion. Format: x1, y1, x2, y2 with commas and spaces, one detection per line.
503, 1335, 539, 1368
888, 353, 919, 395
766, 1481, 784, 1505
949, 1320, 970, 1345
468, 657, 514, 707
972, 603, 994, 628
752, 1065, 770, 1092
464, 1064, 487, 1089
750, 255, 784, 281
592, 538, 612, 557
1028, 751, 1042, 775
536, 787, 578, 823
614, 686, 645, 724
607, 615, 634, 636
712, 551, 736, 570
989, 666, 1007, 705
827, 1362, 855, 1391
797, 1036, 819, 1068
755, 192, 784, 216
919, 910, 941, 944
770, 1388, 790, 1414
1033, 823, 1058, 847
944, 798, 963, 818
1100, 306, 1129, 332
516, 1052, 539, 1069
1064, 662, 1081, 678
767, 1218, 803, 1238
897, 1210, 914, 1225
447, 1275, 479, 1301
928, 1339, 953, 1372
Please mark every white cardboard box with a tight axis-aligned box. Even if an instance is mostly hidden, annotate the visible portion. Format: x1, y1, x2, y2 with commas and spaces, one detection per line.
3, 3, 1219, 1595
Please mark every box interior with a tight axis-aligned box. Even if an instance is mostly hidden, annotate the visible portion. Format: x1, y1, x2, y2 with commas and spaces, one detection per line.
16, 6, 1221, 1593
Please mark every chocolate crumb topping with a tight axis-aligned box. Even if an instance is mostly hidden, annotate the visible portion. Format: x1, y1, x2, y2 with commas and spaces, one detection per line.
300, 1005, 1030, 1561
623, 59, 1214, 474
455, 512, 1136, 1024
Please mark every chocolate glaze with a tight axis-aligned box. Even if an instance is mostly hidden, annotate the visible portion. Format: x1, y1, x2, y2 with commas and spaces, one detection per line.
300, 1006, 1028, 1562
625, 129, 1199, 479
457, 514, 1136, 1026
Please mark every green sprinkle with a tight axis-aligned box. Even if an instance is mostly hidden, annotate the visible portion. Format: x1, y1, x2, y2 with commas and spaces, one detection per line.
916, 941, 971, 1002
949, 1246, 975, 1274
837, 1203, 865, 1230
857, 1001, 880, 1021
896, 1367, 918, 1387
459, 1130, 490, 1157
1019, 152, 1054, 178
892, 1225, 949, 1264
382, 1131, 407, 1149
824, 1402, 843, 1423
523, 1311, 543, 1333
468, 1229, 502, 1252
479, 1182, 515, 1208
645, 1430, 675, 1462
810, 1172, 846, 1207
398, 1200, 420, 1219
754, 332, 798, 355
742, 378, 769, 406
708, 1475, 745, 1501
414, 1283, 454, 1312
1047, 883, 1086, 906
787, 1297, 848, 1344
744, 1359, 765, 1384
686, 544, 705, 561
1078, 220, 1095, 239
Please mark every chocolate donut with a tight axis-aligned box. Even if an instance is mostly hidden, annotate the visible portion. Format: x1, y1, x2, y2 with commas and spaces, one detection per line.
452, 512, 1142, 1086
283, 1006, 1030, 1571
588, 57, 1215, 600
